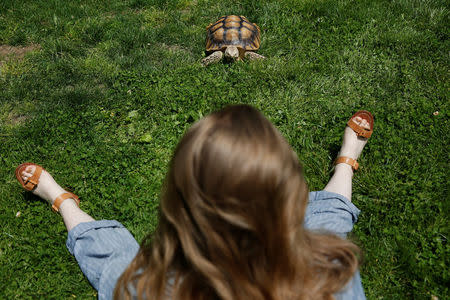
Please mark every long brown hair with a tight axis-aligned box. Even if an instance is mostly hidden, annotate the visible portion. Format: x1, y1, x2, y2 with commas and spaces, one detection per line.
115, 105, 360, 300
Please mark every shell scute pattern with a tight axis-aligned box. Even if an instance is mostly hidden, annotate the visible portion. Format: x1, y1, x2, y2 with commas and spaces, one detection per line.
205, 15, 261, 52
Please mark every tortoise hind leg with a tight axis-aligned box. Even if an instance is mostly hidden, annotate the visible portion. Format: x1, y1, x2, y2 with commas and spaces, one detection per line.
201, 51, 224, 66
245, 51, 266, 60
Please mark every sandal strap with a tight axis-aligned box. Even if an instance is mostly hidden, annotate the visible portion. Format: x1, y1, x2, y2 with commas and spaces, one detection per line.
335, 156, 359, 171
24, 165, 43, 190
347, 119, 373, 138
52, 192, 80, 212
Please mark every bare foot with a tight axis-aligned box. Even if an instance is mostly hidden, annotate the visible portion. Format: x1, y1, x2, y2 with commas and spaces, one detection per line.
20, 166, 68, 205
337, 116, 371, 162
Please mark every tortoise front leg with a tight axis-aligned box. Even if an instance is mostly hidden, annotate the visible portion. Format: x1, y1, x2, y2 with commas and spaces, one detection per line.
244, 51, 266, 60
201, 51, 224, 66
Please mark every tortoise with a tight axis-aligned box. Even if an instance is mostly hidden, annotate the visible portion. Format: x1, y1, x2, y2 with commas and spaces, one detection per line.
201, 15, 266, 66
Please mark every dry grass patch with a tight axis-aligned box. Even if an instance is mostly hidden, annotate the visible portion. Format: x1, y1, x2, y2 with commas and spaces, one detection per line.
0, 44, 41, 66
159, 43, 191, 54
6, 111, 29, 126
0, 102, 34, 130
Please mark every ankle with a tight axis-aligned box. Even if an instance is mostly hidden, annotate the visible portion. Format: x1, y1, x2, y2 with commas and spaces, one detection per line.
58, 198, 78, 210
334, 163, 354, 177
48, 188, 68, 204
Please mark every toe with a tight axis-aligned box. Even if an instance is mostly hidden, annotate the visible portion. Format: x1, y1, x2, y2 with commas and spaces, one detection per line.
22, 171, 33, 177
19, 165, 37, 183
361, 119, 370, 129
25, 165, 36, 173
352, 116, 362, 125
22, 171, 33, 181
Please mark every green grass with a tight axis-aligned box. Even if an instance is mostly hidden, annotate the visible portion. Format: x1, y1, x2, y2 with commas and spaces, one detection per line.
0, 0, 448, 299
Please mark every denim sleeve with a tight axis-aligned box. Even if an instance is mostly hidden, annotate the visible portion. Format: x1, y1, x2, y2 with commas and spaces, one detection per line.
334, 270, 366, 300
66, 220, 140, 300
304, 191, 361, 238
305, 191, 366, 299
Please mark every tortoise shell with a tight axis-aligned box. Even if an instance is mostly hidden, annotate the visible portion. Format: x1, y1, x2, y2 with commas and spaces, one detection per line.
205, 15, 261, 52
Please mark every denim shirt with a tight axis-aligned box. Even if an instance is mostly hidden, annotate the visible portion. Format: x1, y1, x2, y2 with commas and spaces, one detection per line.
67, 191, 366, 299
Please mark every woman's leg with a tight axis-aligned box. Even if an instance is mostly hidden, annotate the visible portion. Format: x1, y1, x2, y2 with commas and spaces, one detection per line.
20, 165, 140, 299
19, 166, 94, 231
324, 115, 371, 201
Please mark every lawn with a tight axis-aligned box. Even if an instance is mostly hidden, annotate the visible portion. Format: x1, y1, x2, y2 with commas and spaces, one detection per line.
0, 0, 448, 299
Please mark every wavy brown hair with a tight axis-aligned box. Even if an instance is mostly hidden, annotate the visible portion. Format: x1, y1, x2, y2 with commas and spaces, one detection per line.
115, 105, 360, 300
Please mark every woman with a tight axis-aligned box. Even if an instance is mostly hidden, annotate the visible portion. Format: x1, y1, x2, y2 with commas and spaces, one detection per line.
16, 105, 373, 299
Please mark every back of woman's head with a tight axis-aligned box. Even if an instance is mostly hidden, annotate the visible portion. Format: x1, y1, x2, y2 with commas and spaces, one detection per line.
115, 105, 359, 300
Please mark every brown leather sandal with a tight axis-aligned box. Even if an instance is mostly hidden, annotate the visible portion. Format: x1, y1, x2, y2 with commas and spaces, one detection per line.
334, 110, 374, 171
15, 163, 80, 212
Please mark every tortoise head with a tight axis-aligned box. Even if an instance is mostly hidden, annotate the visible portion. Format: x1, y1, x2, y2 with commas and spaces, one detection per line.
224, 46, 240, 61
